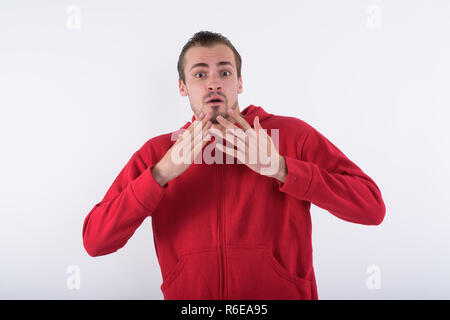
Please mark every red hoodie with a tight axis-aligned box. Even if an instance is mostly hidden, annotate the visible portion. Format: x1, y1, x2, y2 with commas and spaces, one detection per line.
82, 104, 385, 300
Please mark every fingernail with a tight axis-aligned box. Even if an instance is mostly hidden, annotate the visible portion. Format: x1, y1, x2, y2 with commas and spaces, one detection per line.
217, 115, 223, 121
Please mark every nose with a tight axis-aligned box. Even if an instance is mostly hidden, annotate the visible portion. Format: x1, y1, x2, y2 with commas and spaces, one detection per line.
207, 74, 222, 92
208, 84, 221, 92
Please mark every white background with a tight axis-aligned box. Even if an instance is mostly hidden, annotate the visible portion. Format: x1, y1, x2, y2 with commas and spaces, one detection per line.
1, 0, 449, 299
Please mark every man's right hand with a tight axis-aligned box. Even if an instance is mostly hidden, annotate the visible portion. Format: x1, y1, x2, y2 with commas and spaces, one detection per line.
151, 111, 213, 187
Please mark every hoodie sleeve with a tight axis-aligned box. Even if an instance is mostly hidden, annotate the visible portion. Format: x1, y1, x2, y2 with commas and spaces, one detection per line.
82, 142, 167, 257
277, 126, 385, 226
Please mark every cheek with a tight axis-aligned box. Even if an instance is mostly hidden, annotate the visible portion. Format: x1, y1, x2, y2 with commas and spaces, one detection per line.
188, 85, 204, 100
227, 82, 239, 94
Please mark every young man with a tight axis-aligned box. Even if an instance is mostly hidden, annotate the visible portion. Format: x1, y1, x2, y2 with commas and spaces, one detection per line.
82, 31, 386, 300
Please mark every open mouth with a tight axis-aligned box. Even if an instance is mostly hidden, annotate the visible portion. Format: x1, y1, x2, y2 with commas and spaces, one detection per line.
206, 96, 225, 105
207, 100, 224, 105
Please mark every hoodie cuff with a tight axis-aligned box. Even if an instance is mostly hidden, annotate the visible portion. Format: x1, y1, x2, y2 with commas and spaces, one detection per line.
277, 155, 313, 200
131, 164, 167, 213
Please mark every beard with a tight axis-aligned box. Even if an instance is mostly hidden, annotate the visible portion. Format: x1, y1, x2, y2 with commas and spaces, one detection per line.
209, 106, 229, 124
208, 100, 238, 124
191, 100, 238, 124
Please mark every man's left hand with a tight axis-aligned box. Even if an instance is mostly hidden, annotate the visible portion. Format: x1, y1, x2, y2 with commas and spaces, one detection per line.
213, 108, 287, 183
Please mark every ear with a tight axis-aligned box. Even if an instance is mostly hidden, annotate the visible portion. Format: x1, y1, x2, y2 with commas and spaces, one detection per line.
179, 79, 188, 97
237, 75, 243, 94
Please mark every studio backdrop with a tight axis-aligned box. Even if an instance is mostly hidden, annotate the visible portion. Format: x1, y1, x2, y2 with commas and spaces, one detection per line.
0, 0, 449, 299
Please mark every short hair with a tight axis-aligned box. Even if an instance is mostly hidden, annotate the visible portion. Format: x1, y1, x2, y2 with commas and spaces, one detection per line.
177, 31, 242, 84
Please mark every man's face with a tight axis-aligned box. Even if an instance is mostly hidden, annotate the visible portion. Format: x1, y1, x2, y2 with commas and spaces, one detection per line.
179, 43, 243, 125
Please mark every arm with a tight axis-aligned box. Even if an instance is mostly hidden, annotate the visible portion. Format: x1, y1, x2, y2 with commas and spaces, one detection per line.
82, 145, 167, 257
277, 127, 386, 226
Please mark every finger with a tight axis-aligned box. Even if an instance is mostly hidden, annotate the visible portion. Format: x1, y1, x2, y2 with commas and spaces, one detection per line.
216, 114, 240, 131
182, 118, 212, 152
203, 120, 212, 133
172, 120, 211, 164
197, 111, 205, 120
254, 116, 261, 133
202, 110, 214, 127
217, 113, 258, 141
171, 132, 193, 164
227, 108, 252, 131
180, 110, 211, 148
215, 115, 255, 146
192, 121, 213, 152
202, 132, 212, 145
216, 143, 246, 164
177, 128, 191, 144
191, 134, 206, 163
182, 121, 204, 146
193, 122, 211, 145
190, 129, 215, 163
256, 116, 265, 132
253, 117, 273, 155
220, 125, 247, 146
244, 127, 257, 140
219, 129, 248, 152
188, 115, 212, 145
257, 133, 276, 165
171, 128, 185, 143
178, 130, 194, 155
187, 110, 211, 135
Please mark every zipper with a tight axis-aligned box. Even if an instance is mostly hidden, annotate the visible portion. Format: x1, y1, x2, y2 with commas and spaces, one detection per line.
217, 162, 227, 299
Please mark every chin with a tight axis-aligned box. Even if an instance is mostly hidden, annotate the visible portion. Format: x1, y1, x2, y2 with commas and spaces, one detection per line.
206, 107, 226, 121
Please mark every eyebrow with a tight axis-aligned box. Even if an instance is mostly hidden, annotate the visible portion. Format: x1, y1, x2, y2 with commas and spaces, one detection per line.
190, 61, 233, 71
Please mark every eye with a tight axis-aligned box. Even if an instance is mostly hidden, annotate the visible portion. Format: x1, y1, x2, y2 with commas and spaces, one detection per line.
221, 70, 231, 76
195, 72, 206, 78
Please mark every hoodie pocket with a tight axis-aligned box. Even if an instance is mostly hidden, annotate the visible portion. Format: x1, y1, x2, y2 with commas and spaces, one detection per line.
227, 246, 312, 300
160, 256, 186, 293
160, 248, 220, 300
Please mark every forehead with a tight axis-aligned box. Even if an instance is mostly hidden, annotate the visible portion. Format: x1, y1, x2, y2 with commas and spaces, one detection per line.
184, 43, 235, 69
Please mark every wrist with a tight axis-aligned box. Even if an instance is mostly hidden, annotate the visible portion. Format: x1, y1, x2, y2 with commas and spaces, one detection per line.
273, 156, 287, 183
151, 163, 170, 187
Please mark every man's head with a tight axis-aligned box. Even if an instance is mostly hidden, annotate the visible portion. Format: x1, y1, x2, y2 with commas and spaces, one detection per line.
178, 31, 243, 125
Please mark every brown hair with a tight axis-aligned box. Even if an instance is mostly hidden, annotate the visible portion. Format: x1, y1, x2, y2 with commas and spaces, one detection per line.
177, 31, 242, 84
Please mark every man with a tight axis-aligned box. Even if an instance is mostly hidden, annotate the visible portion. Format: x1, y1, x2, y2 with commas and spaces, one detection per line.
82, 31, 386, 300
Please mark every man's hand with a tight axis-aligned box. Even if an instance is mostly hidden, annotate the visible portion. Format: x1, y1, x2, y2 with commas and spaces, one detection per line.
214, 108, 287, 182
151, 111, 213, 187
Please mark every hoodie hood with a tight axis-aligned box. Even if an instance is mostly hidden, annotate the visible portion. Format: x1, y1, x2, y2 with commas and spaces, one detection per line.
180, 104, 272, 130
